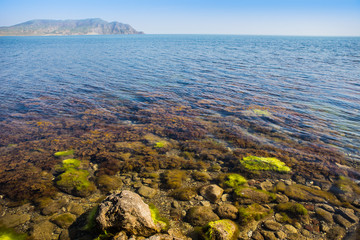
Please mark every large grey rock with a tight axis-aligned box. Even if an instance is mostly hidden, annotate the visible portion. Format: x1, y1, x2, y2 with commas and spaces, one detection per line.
200, 184, 224, 203
96, 190, 161, 237
185, 206, 219, 226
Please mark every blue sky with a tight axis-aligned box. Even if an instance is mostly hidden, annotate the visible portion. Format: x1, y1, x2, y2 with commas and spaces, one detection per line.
0, 0, 359, 36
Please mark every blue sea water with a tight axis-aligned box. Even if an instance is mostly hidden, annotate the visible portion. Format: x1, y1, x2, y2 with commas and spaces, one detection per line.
0, 35, 359, 161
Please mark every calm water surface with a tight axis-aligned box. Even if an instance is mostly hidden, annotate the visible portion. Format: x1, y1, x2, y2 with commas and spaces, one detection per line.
0, 35, 359, 161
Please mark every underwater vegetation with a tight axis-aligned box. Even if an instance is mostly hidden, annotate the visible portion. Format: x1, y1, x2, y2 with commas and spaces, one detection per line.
240, 156, 291, 173
149, 204, 169, 231
224, 174, 247, 188
54, 149, 74, 157
0, 226, 27, 240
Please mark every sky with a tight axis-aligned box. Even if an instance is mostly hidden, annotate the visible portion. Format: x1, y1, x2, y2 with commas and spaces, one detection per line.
0, 0, 359, 36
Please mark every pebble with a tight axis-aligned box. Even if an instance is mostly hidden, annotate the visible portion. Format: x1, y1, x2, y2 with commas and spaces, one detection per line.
284, 224, 298, 234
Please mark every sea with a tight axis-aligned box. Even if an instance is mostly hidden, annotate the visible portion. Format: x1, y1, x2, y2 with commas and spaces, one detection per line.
0, 34, 359, 169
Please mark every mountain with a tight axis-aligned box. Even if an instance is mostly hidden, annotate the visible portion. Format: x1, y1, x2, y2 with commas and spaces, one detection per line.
0, 18, 143, 36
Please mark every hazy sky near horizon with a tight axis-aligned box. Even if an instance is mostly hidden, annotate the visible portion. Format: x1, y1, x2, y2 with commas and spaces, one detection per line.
0, 0, 359, 36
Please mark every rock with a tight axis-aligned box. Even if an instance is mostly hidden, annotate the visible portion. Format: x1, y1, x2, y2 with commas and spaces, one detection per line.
31, 221, 56, 240
217, 204, 238, 220
145, 234, 173, 240
251, 231, 264, 240
260, 180, 273, 192
274, 194, 289, 203
315, 208, 333, 223
59, 230, 70, 240
261, 230, 277, 240
317, 204, 335, 213
113, 231, 128, 240
0, 213, 31, 228
201, 201, 211, 207
50, 213, 76, 228
67, 202, 85, 216
337, 207, 359, 223
326, 226, 346, 240
274, 181, 286, 193
320, 222, 330, 232
283, 224, 297, 234
334, 214, 352, 229
185, 206, 219, 226
234, 188, 274, 204
203, 219, 239, 240
96, 190, 161, 237
221, 194, 230, 202
276, 231, 286, 239
138, 186, 157, 198
199, 184, 224, 203
263, 220, 281, 231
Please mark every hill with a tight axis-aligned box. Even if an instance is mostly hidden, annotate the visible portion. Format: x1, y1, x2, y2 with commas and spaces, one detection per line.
0, 18, 143, 36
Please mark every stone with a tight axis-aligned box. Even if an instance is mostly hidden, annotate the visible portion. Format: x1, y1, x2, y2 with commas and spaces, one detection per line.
234, 187, 273, 204
144, 234, 173, 240
204, 219, 239, 240
221, 194, 230, 202
113, 231, 128, 240
317, 204, 334, 213
201, 201, 211, 207
261, 230, 277, 240
326, 226, 346, 240
251, 231, 264, 240
50, 213, 76, 228
263, 220, 281, 231
0, 213, 31, 228
275, 194, 289, 203
315, 207, 333, 223
217, 204, 238, 220
337, 207, 359, 223
138, 186, 157, 198
274, 181, 286, 193
96, 190, 161, 237
276, 231, 286, 239
284, 224, 297, 234
31, 221, 56, 240
185, 206, 219, 226
260, 180, 273, 192
334, 214, 352, 229
320, 222, 330, 232
67, 202, 85, 216
199, 184, 224, 203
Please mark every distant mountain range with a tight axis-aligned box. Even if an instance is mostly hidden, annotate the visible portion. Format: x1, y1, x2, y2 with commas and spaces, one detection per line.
0, 18, 143, 36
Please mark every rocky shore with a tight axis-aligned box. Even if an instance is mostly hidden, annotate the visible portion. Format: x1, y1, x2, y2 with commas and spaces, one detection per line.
0, 103, 359, 240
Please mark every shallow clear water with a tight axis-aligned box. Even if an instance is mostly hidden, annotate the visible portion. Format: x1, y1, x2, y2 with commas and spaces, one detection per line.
0, 35, 359, 161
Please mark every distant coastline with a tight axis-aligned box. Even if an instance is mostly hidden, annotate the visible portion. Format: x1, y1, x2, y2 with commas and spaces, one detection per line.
0, 18, 143, 36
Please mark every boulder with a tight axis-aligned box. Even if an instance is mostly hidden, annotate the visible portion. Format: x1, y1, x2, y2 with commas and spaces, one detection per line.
50, 213, 77, 229
217, 204, 238, 220
96, 190, 161, 237
185, 206, 219, 226
138, 186, 157, 199
204, 219, 239, 240
200, 184, 224, 203
263, 220, 281, 231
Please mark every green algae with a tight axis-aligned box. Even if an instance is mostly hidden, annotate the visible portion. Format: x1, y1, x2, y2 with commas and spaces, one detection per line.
56, 168, 95, 197
237, 203, 272, 225
204, 219, 239, 240
54, 149, 74, 157
0, 227, 27, 240
252, 109, 271, 117
275, 202, 308, 217
62, 159, 81, 170
83, 206, 99, 231
240, 156, 291, 173
154, 141, 166, 148
224, 174, 247, 188
149, 204, 169, 231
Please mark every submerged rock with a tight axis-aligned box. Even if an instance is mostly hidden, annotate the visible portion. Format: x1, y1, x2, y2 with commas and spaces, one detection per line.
185, 206, 219, 226
199, 184, 224, 203
203, 219, 239, 240
96, 190, 161, 237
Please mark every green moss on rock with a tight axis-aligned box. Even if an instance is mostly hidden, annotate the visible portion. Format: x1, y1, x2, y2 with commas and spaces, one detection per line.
56, 168, 95, 197
275, 202, 308, 217
62, 159, 81, 170
149, 204, 169, 231
240, 156, 290, 173
224, 174, 247, 188
238, 204, 272, 225
82, 206, 98, 231
204, 219, 239, 240
54, 149, 74, 157
0, 226, 27, 240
